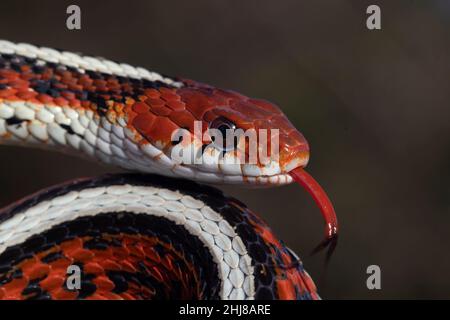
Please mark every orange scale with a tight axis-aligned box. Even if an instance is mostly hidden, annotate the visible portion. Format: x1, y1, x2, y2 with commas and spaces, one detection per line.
159, 87, 174, 94
216, 88, 247, 101
121, 83, 133, 91
0, 69, 19, 79
21, 74, 35, 81
20, 65, 32, 72
90, 248, 116, 260
96, 86, 110, 93
61, 91, 76, 100
143, 88, 160, 99
39, 275, 65, 292
58, 70, 73, 78
68, 83, 83, 91
113, 102, 124, 113
108, 84, 121, 92
79, 75, 93, 84
181, 91, 212, 109
143, 247, 161, 264
121, 260, 138, 273
71, 248, 95, 262
145, 97, 165, 108
83, 262, 104, 275
93, 276, 115, 291
132, 112, 157, 137
27, 263, 51, 280
279, 251, 292, 265
18, 256, 39, 271
54, 97, 69, 106
151, 104, 172, 116
142, 286, 156, 297
131, 102, 149, 114
53, 83, 68, 90
99, 291, 124, 300
110, 247, 130, 260
112, 94, 124, 101
165, 99, 186, 112
160, 91, 180, 102
9, 79, 29, 89
160, 255, 174, 271
291, 273, 308, 293
59, 238, 83, 252
168, 110, 196, 129
99, 259, 122, 271
69, 99, 82, 108
51, 288, 78, 300
81, 100, 92, 109
134, 95, 147, 102
36, 94, 54, 104
148, 116, 181, 143
0, 277, 29, 299
276, 279, 296, 300
93, 79, 107, 87
126, 281, 141, 292
26, 97, 44, 105
107, 78, 119, 85
181, 96, 214, 118
17, 91, 37, 100
41, 74, 53, 81
150, 266, 165, 283
302, 273, 317, 293
0, 88, 18, 98
85, 85, 97, 92
171, 265, 183, 279
62, 77, 75, 86
119, 292, 136, 300
128, 242, 146, 259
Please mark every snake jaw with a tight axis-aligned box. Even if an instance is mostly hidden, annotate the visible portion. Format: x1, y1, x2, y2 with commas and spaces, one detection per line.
289, 167, 338, 261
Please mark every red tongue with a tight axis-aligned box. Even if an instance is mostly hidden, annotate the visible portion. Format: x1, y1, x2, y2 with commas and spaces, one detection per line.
290, 167, 338, 261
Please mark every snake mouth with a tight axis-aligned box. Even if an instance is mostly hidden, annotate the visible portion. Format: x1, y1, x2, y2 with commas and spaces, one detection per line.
289, 167, 338, 261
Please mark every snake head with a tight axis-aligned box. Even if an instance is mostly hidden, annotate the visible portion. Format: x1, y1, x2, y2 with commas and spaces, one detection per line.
128, 79, 337, 259
129, 79, 310, 186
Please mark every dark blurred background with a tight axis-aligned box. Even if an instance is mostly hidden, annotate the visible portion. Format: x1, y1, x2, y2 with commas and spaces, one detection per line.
0, 0, 449, 299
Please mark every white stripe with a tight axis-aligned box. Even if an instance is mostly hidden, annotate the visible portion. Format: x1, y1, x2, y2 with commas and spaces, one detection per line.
0, 184, 255, 300
0, 40, 183, 88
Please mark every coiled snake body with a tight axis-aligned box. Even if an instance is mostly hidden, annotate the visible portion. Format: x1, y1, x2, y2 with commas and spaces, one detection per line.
0, 40, 337, 300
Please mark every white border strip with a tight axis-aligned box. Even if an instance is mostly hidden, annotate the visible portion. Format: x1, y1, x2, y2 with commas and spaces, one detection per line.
0, 184, 255, 300
0, 40, 183, 87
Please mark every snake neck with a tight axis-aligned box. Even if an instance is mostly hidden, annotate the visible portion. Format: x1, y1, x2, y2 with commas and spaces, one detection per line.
0, 40, 186, 176
0, 174, 318, 300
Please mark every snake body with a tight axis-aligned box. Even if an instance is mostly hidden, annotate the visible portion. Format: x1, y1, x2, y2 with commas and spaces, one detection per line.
0, 40, 336, 300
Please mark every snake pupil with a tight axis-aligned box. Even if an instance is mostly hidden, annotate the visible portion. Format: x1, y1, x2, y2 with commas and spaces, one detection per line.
217, 124, 229, 137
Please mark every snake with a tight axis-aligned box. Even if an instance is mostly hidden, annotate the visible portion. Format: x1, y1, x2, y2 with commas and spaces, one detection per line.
0, 40, 337, 300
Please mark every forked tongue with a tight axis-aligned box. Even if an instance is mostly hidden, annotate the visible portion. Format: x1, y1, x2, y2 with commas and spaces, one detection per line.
290, 167, 338, 262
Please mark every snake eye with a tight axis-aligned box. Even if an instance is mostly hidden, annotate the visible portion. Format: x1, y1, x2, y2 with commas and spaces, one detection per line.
209, 117, 237, 151
210, 117, 236, 136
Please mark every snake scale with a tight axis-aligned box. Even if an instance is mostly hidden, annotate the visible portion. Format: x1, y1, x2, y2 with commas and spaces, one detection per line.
0, 40, 337, 300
